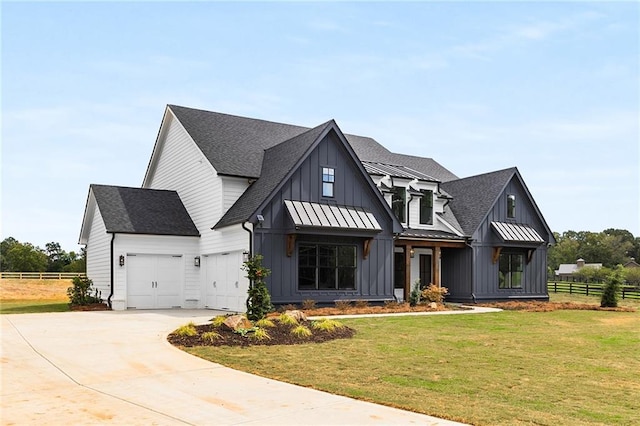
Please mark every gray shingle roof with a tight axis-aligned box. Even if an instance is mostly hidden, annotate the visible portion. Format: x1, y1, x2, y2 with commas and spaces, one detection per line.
440, 168, 517, 236
214, 121, 333, 228
168, 105, 458, 182
91, 185, 199, 236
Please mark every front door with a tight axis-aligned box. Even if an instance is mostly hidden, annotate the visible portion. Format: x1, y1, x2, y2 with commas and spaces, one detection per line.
419, 254, 432, 287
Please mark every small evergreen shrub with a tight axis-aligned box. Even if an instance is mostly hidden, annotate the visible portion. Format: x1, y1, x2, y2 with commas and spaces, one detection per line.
409, 280, 422, 307
601, 266, 624, 308
242, 254, 273, 321
67, 276, 102, 306
384, 300, 400, 309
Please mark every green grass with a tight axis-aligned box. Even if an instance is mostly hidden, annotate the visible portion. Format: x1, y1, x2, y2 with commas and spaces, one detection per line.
0, 300, 70, 314
185, 309, 640, 425
549, 291, 640, 308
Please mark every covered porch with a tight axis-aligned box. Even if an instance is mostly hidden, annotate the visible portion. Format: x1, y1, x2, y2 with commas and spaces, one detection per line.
394, 230, 467, 301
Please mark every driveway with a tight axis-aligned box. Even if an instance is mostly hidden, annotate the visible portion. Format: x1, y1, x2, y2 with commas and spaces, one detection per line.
1, 310, 466, 425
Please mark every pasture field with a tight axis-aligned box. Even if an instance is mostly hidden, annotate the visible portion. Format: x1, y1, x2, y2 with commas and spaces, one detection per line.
0, 278, 71, 314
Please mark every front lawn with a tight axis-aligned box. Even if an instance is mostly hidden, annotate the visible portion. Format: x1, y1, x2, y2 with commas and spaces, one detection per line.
185, 309, 640, 425
0, 300, 69, 314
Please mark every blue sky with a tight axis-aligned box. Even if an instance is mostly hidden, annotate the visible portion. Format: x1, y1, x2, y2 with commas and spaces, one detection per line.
2, 1, 638, 252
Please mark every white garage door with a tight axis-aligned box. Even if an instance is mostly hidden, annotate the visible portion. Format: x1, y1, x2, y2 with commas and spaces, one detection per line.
127, 254, 182, 309
204, 251, 248, 312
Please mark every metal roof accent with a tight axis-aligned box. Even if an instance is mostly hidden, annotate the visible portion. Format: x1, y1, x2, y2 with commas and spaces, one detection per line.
362, 162, 438, 182
399, 228, 466, 240
284, 200, 382, 232
491, 222, 544, 244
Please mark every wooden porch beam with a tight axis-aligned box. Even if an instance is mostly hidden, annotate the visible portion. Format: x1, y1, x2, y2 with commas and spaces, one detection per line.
433, 246, 441, 287
286, 234, 296, 257
405, 245, 412, 299
363, 238, 373, 259
492, 247, 502, 264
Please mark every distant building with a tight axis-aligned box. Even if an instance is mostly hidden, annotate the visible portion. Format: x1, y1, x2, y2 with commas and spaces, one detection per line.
623, 259, 639, 269
555, 258, 602, 279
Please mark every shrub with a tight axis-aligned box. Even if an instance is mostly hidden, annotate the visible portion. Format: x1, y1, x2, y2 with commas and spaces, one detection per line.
384, 300, 400, 309
67, 276, 102, 306
255, 318, 276, 328
175, 322, 197, 337
280, 304, 298, 312
250, 328, 271, 341
601, 266, 624, 308
291, 325, 312, 338
421, 284, 448, 304
201, 331, 221, 343
335, 300, 351, 311
301, 299, 316, 310
278, 313, 298, 326
354, 300, 369, 309
409, 280, 421, 307
312, 318, 344, 332
210, 315, 227, 327
242, 254, 273, 321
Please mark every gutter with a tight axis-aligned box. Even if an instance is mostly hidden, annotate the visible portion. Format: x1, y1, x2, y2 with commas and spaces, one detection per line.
242, 221, 253, 258
108, 233, 115, 309
465, 237, 476, 303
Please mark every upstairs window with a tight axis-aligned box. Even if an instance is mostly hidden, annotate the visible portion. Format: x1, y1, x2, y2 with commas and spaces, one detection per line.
507, 194, 516, 218
419, 190, 433, 225
322, 167, 335, 197
391, 187, 406, 223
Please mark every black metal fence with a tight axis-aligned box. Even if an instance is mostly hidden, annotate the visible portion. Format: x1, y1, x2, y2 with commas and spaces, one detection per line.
547, 281, 640, 300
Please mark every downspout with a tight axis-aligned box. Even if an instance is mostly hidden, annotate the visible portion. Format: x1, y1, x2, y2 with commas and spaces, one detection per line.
465, 238, 476, 303
242, 221, 253, 258
108, 233, 115, 309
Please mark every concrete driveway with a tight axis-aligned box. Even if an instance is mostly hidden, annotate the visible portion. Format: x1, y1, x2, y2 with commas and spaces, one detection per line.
1, 310, 466, 425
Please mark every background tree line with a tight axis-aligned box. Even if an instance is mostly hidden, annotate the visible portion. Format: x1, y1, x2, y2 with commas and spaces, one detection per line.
0, 237, 85, 272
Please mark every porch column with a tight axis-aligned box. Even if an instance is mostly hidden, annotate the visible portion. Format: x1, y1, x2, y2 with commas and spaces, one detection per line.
405, 245, 412, 298
433, 246, 441, 287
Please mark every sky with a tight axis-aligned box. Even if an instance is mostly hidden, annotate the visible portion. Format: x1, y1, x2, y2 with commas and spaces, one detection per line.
2, 1, 639, 253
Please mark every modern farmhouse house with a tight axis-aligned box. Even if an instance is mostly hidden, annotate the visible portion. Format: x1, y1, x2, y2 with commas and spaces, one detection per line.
79, 105, 555, 310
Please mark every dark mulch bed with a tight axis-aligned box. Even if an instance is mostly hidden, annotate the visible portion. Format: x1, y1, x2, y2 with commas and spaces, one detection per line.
70, 303, 110, 311
168, 320, 356, 348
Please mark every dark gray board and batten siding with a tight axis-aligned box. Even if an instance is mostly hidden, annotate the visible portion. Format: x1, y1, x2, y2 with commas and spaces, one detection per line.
444, 177, 551, 302
253, 132, 396, 305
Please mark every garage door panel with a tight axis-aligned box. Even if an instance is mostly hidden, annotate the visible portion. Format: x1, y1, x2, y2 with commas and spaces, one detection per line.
127, 254, 182, 309
206, 251, 247, 312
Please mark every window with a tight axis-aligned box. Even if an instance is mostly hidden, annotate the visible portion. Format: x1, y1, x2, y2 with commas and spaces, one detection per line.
507, 194, 516, 218
391, 187, 406, 223
499, 252, 523, 289
419, 190, 433, 225
298, 244, 356, 290
322, 167, 334, 197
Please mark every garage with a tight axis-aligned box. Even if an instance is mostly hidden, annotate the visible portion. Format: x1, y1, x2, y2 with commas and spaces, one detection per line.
204, 251, 249, 312
127, 254, 183, 309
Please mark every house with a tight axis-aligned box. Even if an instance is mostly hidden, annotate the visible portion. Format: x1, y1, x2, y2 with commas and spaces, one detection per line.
623, 259, 639, 269
555, 258, 602, 280
79, 105, 555, 311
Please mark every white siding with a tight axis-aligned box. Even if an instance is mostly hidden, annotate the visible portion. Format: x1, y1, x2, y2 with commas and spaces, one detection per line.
144, 113, 251, 255
85, 199, 111, 302
112, 234, 200, 310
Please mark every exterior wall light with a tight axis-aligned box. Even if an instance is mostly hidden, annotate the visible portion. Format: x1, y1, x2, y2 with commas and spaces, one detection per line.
119, 255, 125, 267
194, 256, 201, 267
409, 248, 415, 258
242, 250, 250, 262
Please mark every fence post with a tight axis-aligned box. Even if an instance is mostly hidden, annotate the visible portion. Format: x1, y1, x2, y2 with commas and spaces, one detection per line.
569, 282, 573, 294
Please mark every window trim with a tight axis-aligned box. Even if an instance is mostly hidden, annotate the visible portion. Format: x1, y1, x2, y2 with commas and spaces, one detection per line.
391, 186, 407, 223
419, 189, 433, 225
498, 251, 524, 289
298, 243, 357, 291
322, 167, 335, 198
507, 194, 516, 219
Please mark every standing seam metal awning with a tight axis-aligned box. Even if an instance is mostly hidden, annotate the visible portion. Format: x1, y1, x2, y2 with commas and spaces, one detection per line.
491, 221, 544, 244
284, 200, 382, 232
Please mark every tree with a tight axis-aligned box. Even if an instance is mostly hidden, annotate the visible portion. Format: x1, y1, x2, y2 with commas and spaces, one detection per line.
45, 241, 74, 272
601, 266, 624, 308
1, 237, 19, 271
3, 241, 48, 272
242, 254, 273, 321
